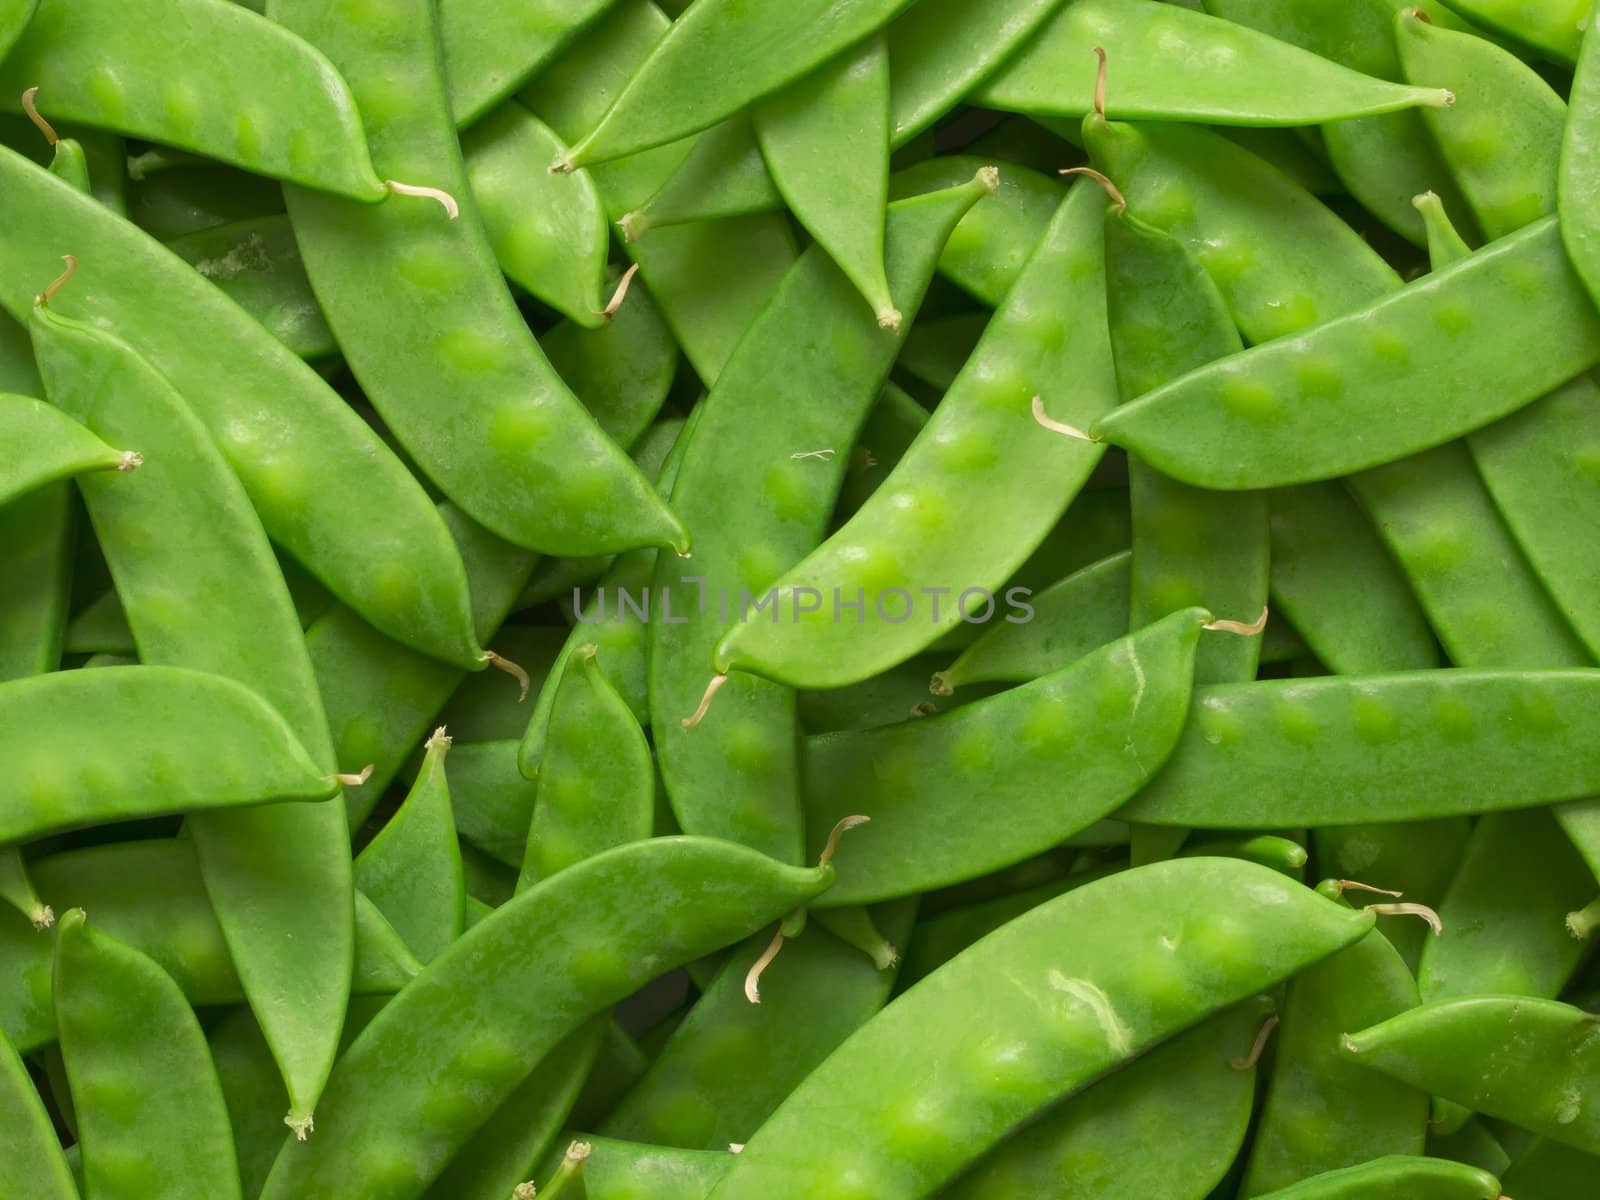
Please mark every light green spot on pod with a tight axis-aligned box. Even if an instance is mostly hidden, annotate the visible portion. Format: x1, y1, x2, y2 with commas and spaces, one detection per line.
163, 82, 202, 136
91, 1154, 161, 1195
948, 721, 993, 774
1450, 123, 1500, 167
353, 73, 415, 128
1500, 252, 1546, 297
1430, 302, 1472, 335
886, 488, 945, 535
85, 67, 127, 120
1219, 374, 1280, 425
556, 452, 612, 511
569, 942, 630, 992
1412, 521, 1467, 574
1511, 684, 1565, 732
287, 128, 320, 178
1148, 575, 1201, 614
1369, 329, 1410, 367
690, 1023, 757, 1082
1351, 691, 1398, 744
1019, 692, 1073, 752
850, 546, 906, 595
1120, 939, 1195, 1018
1253, 295, 1318, 342
1432, 692, 1475, 743
816, 1164, 883, 1200
762, 462, 814, 524
1196, 697, 1243, 747
1026, 312, 1068, 354
1196, 238, 1254, 288
883, 1093, 955, 1157
1138, 178, 1196, 228
418, 1088, 475, 1127
723, 718, 779, 775
971, 366, 1023, 413
438, 329, 507, 373
458, 1035, 524, 1088
169, 918, 222, 973
338, 714, 387, 771
963, 1033, 1050, 1095
1571, 445, 1600, 481
1181, 909, 1257, 981
1293, 357, 1342, 402
1272, 696, 1320, 746
487, 396, 556, 452
78, 1075, 143, 1115
235, 110, 264, 162
642, 1089, 712, 1146
397, 243, 467, 291
930, 424, 998, 473
506, 221, 554, 270
372, 560, 420, 613
1095, 651, 1139, 723
869, 743, 917, 789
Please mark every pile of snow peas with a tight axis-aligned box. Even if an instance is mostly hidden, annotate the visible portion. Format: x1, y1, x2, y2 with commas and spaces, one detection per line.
5, 0, 1600, 1195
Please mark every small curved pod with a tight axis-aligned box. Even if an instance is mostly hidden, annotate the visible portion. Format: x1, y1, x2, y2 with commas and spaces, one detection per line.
0, 391, 137, 506
0, 0, 387, 198
804, 608, 1204, 907
1120, 668, 1600, 827
1247, 1155, 1502, 1200
440, 0, 615, 127
0, 1024, 75, 1200
1343, 996, 1600, 1157
0, 667, 335, 844
703, 858, 1374, 1200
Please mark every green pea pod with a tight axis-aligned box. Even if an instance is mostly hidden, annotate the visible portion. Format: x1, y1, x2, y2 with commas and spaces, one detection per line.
543, 288, 679, 451
616, 117, 782, 239
1242, 928, 1426, 1192
1563, 6, 1600, 308
439, 0, 614, 127
163, 215, 336, 359
1095, 216, 1600, 488
0, 850, 47, 930
556, 0, 919, 171
837, 382, 931, 520
705, 858, 1373, 1200
889, 156, 1068, 307
1344, 997, 1600, 1156
0, 147, 481, 669
1419, 810, 1595, 1000
31, 300, 356, 1128
1428, 1117, 1512, 1176
0, 392, 138, 505
1247, 1156, 1501, 1200
0, 667, 335, 842
126, 161, 286, 240
271, 0, 685, 559
1397, 8, 1566, 240
945, 1001, 1268, 1199
0, 0, 36, 61
0, 484, 78, 681
1501, 1138, 1600, 1197
54, 909, 241, 1200
1204, 0, 1477, 247
1121, 669, 1600, 827
897, 311, 985, 391
462, 102, 608, 327
211, 1009, 293, 1200
434, 625, 568, 741
258, 838, 833, 1200
652, 173, 994, 863
1434, 0, 1585, 64
521, 648, 654, 884
0, 0, 389, 198
712, 178, 1115, 692
355, 730, 466, 963
804, 609, 1204, 907
975, 0, 1451, 125
0, 1025, 74, 1200
522, 0, 800, 385
557, 1137, 727, 1200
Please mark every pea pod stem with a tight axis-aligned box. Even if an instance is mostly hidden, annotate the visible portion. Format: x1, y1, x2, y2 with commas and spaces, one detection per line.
596, 262, 640, 320
1229, 1011, 1280, 1070
381, 180, 460, 219
1031, 394, 1098, 441
1203, 606, 1270, 636
19, 86, 55, 144
481, 650, 531, 702
33, 253, 75, 306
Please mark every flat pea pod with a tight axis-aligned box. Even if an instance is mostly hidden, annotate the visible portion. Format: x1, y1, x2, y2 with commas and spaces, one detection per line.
126, 161, 286, 241
896, 310, 985, 391
704, 857, 1374, 1200
1501, 1138, 1600, 1198
0, 0, 388, 198
0, 0, 36, 61
1434, 0, 1585, 64
258, 838, 832, 1200
0, 666, 335, 844
0, 1024, 74, 1200
1343, 997, 1600, 1156
1396, 8, 1566, 241
615, 116, 782, 239
0, 851, 49, 929
1562, 6, 1600, 307
271, 0, 685, 559
562, 1137, 727, 1200
0, 146, 481, 669
1094, 216, 1600, 489
602, 907, 915, 1149
944, 1001, 1268, 1200
210, 1008, 293, 1200
932, 549, 1131, 694
53, 908, 241, 1200
803, 609, 1203, 906
1419, 809, 1595, 1000
461, 102, 608, 326
556, 0, 919, 171
1119, 669, 1600, 827
888, 155, 1067, 307
32, 300, 355, 1128
0, 391, 138, 505
439, 0, 616, 127
710, 178, 1116, 692
355, 729, 465, 963
0, 482, 83, 680
1247, 1156, 1502, 1200
163, 215, 336, 359
543, 297, 679, 452
1203, 0, 1477, 247
837, 382, 932, 521
521, 647, 654, 883
1241, 927, 1426, 1193
974, 0, 1451, 126
651, 175, 992, 863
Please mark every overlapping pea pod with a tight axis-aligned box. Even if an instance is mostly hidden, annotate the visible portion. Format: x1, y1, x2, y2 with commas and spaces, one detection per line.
543, 1137, 727, 1200
1317, 820, 1470, 973
1343, 996, 1600, 1157
1501, 1138, 1600, 1198
258, 838, 833, 1200
0, 1024, 73, 1200
1119, 667, 1600, 827
1563, 2, 1600, 306
0, 0, 35, 61
654, 173, 994, 863
0, 391, 139, 505
0, 146, 483, 668
53, 909, 241, 1200
1247, 1156, 1503, 1200
438, 0, 616, 127
973, 0, 1452, 125
707, 176, 1116, 694
1435, 0, 1586, 64
269, 0, 685, 559
0, 0, 400, 197
703, 858, 1374, 1200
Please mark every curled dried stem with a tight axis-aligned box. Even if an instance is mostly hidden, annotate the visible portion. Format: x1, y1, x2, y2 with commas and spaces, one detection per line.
482, 650, 530, 702
1230, 1012, 1279, 1070
1333, 880, 1404, 899
332, 764, 374, 788
682, 672, 729, 729
1203, 606, 1270, 636
384, 179, 459, 219
35, 254, 77, 307
1093, 46, 1108, 118
1366, 901, 1443, 936
1031, 395, 1099, 441
819, 814, 870, 869
20, 87, 57, 145
1060, 166, 1126, 213
744, 925, 786, 1004
597, 261, 640, 320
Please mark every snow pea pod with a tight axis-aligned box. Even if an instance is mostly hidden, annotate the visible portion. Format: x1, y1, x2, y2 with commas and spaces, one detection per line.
711, 179, 1116, 691
1501, 1138, 1600, 1198
211, 1009, 294, 1200
1435, 0, 1585, 63
0, 666, 335, 844
0, 0, 389, 198
975, 0, 1451, 126
704, 857, 1374, 1200
1562, 5, 1600, 307
1120, 668, 1600, 826
271, 0, 685, 559
944, 1001, 1267, 1199
803, 609, 1202, 907
54, 909, 241, 1200
0, 146, 480, 668
556, 0, 919, 171
616, 117, 781, 239
566, 1137, 727, 1200
0, 391, 138, 505
0, 1026, 74, 1200
652, 175, 992, 863
1343, 996, 1600, 1156
756, 35, 897, 328
0, 0, 35, 62
258, 838, 832, 1200
1093, 216, 1600, 489
439, 0, 616, 127
543, 294, 679, 452
1249, 1156, 1501, 1200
